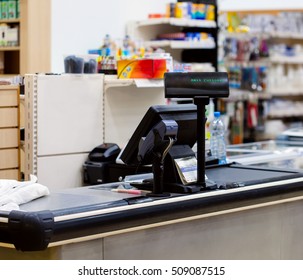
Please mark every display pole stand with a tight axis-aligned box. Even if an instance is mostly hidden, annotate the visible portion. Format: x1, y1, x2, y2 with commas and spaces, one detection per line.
148, 151, 170, 197
194, 96, 209, 188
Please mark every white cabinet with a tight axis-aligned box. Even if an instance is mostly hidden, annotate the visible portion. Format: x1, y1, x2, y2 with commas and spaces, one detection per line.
24, 74, 103, 190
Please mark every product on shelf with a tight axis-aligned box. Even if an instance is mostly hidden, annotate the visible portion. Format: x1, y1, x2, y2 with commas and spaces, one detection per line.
166, 2, 215, 21
64, 55, 98, 74
1, 0, 19, 20
220, 10, 303, 143
117, 58, 167, 79
0, 23, 19, 47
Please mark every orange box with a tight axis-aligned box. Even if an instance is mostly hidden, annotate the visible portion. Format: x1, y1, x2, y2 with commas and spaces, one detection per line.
117, 59, 167, 79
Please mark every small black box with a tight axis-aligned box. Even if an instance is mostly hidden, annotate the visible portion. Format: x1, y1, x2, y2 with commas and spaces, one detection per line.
83, 161, 109, 185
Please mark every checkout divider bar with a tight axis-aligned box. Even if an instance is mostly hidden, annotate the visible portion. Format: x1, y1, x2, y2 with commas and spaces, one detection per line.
53, 176, 303, 223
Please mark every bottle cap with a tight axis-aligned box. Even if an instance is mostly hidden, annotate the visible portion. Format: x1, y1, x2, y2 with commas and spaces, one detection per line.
214, 111, 220, 118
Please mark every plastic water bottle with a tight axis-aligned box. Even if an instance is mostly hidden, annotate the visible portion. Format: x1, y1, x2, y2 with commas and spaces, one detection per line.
210, 111, 227, 164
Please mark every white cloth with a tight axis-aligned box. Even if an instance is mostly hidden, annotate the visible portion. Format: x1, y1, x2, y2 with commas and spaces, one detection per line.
0, 175, 49, 211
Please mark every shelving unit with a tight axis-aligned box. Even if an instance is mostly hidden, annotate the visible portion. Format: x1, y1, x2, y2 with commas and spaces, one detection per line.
0, 85, 20, 180
219, 8, 303, 143
0, 16, 20, 74
0, 0, 51, 75
127, 0, 218, 71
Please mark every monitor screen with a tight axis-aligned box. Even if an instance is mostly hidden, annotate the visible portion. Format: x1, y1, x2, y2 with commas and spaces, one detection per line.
120, 104, 197, 166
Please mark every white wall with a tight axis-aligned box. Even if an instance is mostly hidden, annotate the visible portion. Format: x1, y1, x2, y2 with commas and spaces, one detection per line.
51, 0, 173, 72
51, 0, 303, 73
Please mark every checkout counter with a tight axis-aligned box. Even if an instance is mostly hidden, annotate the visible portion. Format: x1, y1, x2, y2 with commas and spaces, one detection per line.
2, 73, 303, 260
1, 159, 303, 260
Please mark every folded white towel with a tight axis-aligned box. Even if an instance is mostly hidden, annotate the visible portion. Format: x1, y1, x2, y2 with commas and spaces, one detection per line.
0, 175, 49, 211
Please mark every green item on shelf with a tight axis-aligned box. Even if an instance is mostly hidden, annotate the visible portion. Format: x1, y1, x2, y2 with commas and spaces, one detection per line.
8, 0, 17, 19
1, 0, 8, 20
16, 0, 19, 18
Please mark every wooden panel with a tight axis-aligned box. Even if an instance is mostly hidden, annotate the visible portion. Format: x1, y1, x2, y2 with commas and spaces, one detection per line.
0, 169, 19, 180
0, 85, 20, 177
20, 0, 51, 74
0, 128, 19, 148
0, 88, 18, 106
0, 108, 18, 127
19, 97, 25, 127
0, 149, 19, 169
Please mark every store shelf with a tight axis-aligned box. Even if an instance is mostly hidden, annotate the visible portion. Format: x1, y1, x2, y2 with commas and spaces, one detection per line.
270, 56, 303, 64
224, 59, 270, 67
135, 18, 217, 28
0, 1, 51, 75
104, 75, 164, 89
127, 1, 218, 70
0, 18, 20, 24
143, 39, 215, 49
228, 88, 271, 101
0, 46, 20, 51
267, 113, 303, 119
224, 56, 303, 65
270, 32, 303, 40
0, 14, 20, 74
223, 31, 303, 40
219, 0, 303, 13
267, 88, 303, 96
104, 75, 135, 88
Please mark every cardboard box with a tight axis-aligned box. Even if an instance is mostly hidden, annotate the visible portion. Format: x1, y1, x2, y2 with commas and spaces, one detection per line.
117, 59, 167, 79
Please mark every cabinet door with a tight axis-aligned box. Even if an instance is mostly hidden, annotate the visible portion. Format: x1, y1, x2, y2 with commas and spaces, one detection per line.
0, 88, 18, 106
0, 128, 19, 148
0, 169, 19, 179
0, 108, 18, 127
0, 149, 19, 169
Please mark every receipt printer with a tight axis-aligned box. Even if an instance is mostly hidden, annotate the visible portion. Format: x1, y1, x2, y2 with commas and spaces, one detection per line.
83, 143, 121, 184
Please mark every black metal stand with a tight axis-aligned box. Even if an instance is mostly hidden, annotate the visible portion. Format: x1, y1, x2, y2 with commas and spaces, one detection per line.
194, 96, 210, 188
148, 151, 170, 197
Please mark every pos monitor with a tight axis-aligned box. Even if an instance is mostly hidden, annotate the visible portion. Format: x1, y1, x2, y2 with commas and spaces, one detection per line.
120, 104, 197, 166
120, 104, 198, 195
